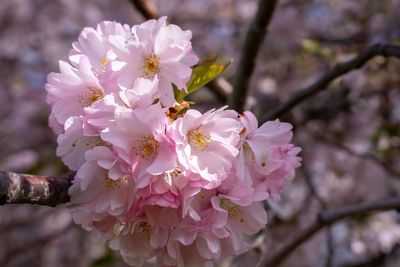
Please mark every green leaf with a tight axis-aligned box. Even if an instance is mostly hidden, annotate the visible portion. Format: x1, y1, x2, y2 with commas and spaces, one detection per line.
173, 84, 187, 104
174, 58, 231, 103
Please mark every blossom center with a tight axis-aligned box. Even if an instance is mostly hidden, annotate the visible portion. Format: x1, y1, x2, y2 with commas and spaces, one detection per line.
141, 54, 161, 79
71, 137, 107, 149
135, 136, 159, 160
220, 198, 244, 223
79, 87, 104, 107
134, 221, 152, 240
163, 167, 182, 185
101, 57, 108, 66
105, 176, 128, 190
188, 128, 210, 151
98, 57, 109, 72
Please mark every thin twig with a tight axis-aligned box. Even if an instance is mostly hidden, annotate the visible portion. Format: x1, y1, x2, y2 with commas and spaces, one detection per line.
325, 227, 334, 267
229, 0, 279, 112
302, 167, 326, 207
129, 0, 159, 19
257, 196, 400, 267
263, 43, 400, 121
0, 171, 74, 206
317, 135, 400, 179
302, 167, 334, 267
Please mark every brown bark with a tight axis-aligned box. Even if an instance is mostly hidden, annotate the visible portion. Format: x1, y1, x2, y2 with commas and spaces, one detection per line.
0, 171, 74, 207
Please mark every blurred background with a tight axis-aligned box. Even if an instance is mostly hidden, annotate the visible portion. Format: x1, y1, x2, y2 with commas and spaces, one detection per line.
0, 0, 400, 266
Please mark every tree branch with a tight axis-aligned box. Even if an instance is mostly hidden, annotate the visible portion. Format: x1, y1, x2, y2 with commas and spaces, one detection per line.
302, 167, 334, 267
228, 0, 279, 112
0, 171, 74, 207
263, 43, 400, 121
129, 0, 159, 20
258, 196, 400, 267
316, 134, 400, 179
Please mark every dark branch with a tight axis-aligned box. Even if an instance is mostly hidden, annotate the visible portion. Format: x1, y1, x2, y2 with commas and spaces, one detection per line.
258, 196, 400, 267
316, 134, 400, 179
0, 171, 74, 207
302, 167, 334, 267
263, 43, 400, 121
129, 0, 159, 20
228, 0, 279, 112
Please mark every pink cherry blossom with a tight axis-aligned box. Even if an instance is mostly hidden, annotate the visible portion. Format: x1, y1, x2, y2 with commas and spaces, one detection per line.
46, 17, 302, 267
110, 206, 179, 266
111, 16, 198, 106
211, 184, 268, 253
70, 21, 131, 72
69, 146, 135, 216
83, 93, 123, 135
56, 116, 106, 171
170, 107, 241, 183
45, 56, 106, 124
119, 77, 160, 109
237, 111, 302, 197
101, 104, 176, 188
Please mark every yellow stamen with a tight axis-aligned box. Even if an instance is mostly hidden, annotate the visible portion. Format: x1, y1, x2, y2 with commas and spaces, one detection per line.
85, 137, 107, 148
163, 167, 182, 184
220, 198, 244, 223
105, 176, 128, 190
71, 137, 107, 149
141, 54, 161, 79
135, 136, 159, 160
134, 221, 152, 240
188, 128, 210, 151
79, 87, 104, 107
101, 57, 108, 66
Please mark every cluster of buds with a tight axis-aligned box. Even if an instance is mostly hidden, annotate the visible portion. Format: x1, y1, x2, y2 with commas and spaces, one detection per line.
46, 17, 301, 267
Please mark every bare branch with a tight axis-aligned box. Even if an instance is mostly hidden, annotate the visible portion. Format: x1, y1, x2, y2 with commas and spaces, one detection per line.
263, 43, 400, 121
302, 167, 334, 267
316, 135, 400, 179
302, 167, 326, 207
0, 171, 74, 207
129, 0, 159, 20
228, 0, 279, 112
258, 196, 400, 267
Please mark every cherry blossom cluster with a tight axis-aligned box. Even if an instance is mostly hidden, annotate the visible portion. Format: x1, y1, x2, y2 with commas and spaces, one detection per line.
46, 17, 301, 267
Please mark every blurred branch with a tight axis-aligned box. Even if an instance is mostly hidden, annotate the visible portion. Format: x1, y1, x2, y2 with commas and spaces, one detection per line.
229, 0, 279, 112
129, 0, 159, 19
325, 227, 334, 267
302, 167, 326, 207
302, 167, 334, 267
341, 244, 400, 267
317, 135, 400, 179
3, 221, 74, 266
258, 196, 400, 267
263, 43, 400, 121
0, 171, 74, 207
